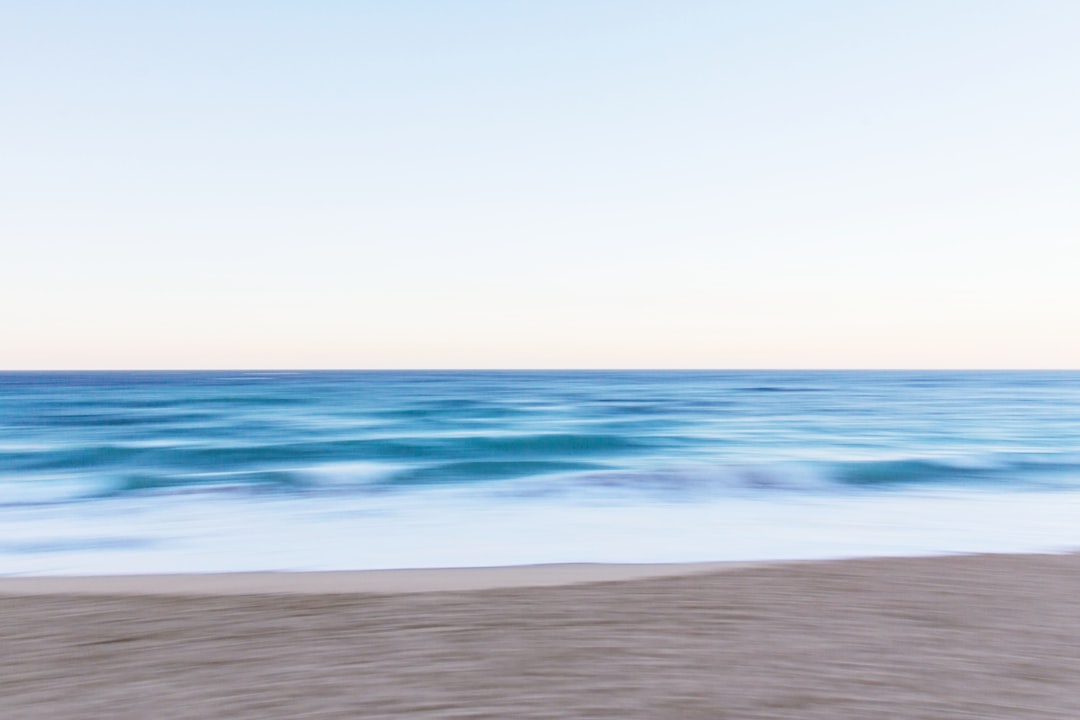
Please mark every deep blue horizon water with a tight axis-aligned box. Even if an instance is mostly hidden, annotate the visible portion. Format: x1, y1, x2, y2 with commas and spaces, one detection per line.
2, 370, 1080, 575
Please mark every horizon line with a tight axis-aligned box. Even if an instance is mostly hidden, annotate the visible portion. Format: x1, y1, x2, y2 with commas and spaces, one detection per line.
1, 368, 1077, 373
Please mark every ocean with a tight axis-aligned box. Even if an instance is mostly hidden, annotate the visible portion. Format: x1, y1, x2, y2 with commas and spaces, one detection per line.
2, 370, 1079, 575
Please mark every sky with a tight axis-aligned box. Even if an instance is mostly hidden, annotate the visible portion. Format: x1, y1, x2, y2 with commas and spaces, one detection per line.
2, 1, 1078, 369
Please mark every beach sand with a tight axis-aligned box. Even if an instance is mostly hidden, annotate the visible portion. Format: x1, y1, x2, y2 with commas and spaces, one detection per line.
3, 553, 1079, 719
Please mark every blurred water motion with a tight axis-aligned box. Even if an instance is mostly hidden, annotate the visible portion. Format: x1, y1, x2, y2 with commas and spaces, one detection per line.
2, 371, 1079, 574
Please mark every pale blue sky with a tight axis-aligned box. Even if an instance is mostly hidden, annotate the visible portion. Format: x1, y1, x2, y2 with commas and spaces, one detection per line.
3, 1, 1078, 368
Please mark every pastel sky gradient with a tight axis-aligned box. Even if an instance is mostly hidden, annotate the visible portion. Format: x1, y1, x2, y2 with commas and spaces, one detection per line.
3, 1, 1078, 369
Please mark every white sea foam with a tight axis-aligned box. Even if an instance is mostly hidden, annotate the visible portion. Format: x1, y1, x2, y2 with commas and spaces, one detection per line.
3, 485, 1080, 576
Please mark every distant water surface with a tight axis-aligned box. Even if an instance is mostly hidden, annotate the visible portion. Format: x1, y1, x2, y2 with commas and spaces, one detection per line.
2, 371, 1079, 574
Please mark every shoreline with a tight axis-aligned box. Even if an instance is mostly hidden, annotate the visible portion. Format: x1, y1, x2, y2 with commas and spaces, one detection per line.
0, 560, 768, 595
0, 550, 1073, 595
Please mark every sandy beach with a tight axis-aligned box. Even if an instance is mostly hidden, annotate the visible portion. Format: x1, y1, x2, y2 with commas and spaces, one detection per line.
3, 553, 1080, 719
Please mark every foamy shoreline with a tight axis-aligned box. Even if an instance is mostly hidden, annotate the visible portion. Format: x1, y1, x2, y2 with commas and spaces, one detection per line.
0, 560, 769, 595
0, 551, 1073, 595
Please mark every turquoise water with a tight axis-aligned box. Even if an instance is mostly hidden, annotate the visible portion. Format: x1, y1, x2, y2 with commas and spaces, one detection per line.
3, 371, 1080, 574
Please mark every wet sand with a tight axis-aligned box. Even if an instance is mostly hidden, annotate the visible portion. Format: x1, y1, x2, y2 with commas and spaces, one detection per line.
3, 553, 1080, 719
0, 561, 758, 595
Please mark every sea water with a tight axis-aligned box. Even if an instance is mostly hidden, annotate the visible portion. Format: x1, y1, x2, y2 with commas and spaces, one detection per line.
2, 370, 1079, 575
